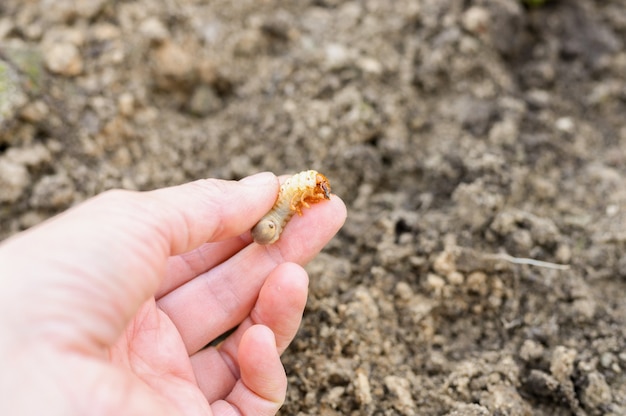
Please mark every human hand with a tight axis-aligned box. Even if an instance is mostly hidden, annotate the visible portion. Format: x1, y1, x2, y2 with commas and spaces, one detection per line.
0, 172, 346, 415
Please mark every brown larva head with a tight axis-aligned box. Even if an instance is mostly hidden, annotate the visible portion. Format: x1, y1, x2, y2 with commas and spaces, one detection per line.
315, 173, 331, 199
251, 218, 281, 245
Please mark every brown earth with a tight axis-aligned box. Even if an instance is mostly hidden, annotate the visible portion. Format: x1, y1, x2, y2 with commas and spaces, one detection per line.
1, 0, 626, 415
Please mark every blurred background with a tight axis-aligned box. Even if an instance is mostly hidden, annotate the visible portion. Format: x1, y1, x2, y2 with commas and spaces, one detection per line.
1, 0, 625, 414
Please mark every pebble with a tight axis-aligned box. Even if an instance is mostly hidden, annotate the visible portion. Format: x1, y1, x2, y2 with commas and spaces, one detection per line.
0, 17, 13, 40
425, 273, 446, 295
466, 272, 489, 297
42, 0, 107, 22
29, 172, 76, 209
139, 17, 170, 43
580, 371, 613, 410
324, 43, 354, 70
383, 376, 416, 415
555, 116, 575, 133
19, 100, 49, 123
188, 85, 222, 117
4, 144, 51, 167
117, 93, 135, 117
357, 56, 383, 75
550, 346, 577, 383
0, 59, 28, 126
445, 403, 490, 416
433, 250, 457, 276
44, 43, 83, 76
354, 368, 373, 405
152, 40, 196, 89
74, 0, 108, 19
462, 6, 490, 35
519, 339, 544, 362
0, 157, 30, 203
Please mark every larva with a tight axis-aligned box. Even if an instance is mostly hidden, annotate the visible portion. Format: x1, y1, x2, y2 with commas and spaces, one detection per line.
251, 170, 331, 245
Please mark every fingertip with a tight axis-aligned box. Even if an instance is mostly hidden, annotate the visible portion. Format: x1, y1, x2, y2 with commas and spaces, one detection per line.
267, 262, 310, 298
238, 325, 287, 405
213, 325, 287, 415
270, 262, 309, 310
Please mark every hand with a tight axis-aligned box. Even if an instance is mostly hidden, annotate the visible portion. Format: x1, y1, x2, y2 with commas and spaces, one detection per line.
0, 172, 346, 415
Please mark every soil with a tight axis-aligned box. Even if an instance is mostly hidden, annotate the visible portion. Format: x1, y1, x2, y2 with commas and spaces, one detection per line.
1, 0, 626, 415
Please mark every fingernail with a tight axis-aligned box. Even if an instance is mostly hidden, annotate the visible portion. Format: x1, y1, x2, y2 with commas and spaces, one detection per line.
240, 171, 276, 186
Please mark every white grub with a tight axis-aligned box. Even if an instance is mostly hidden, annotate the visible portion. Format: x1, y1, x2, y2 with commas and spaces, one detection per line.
251, 170, 331, 245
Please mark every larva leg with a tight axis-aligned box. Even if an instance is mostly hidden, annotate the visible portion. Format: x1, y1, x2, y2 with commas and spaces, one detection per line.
292, 193, 310, 215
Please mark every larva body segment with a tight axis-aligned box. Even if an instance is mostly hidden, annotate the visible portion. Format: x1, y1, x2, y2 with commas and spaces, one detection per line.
251, 170, 331, 245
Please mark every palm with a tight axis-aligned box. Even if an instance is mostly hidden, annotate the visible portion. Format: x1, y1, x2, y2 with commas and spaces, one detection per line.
110, 299, 210, 412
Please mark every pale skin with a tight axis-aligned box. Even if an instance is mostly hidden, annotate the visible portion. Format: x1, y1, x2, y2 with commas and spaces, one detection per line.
0, 172, 347, 416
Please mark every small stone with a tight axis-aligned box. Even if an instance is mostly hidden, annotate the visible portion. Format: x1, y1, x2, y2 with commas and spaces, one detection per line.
394, 281, 414, 301
453, 180, 504, 230
29, 172, 76, 209
0, 60, 28, 126
90, 22, 122, 42
152, 41, 196, 89
426, 273, 446, 293
233, 29, 267, 56
5, 144, 51, 167
580, 371, 612, 410
0, 17, 13, 40
357, 57, 383, 74
384, 376, 416, 415
117, 93, 135, 117
0, 157, 30, 203
41, 0, 107, 22
433, 250, 457, 276
606, 204, 619, 217
462, 6, 490, 35
19, 211, 47, 230
325, 386, 345, 406
550, 346, 577, 383
572, 298, 596, 322
447, 271, 465, 285
44, 43, 83, 76
466, 272, 489, 296
19, 100, 49, 123
555, 117, 575, 133
519, 339, 544, 362
74, 0, 108, 19
354, 368, 373, 405
453, 95, 496, 136
481, 385, 532, 415
488, 119, 519, 146
325, 43, 354, 70
198, 59, 219, 85
140, 17, 169, 43
41, 27, 85, 47
600, 352, 615, 369
445, 403, 490, 416
188, 85, 222, 117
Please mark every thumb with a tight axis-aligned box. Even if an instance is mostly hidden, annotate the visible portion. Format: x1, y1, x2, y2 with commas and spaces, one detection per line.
211, 325, 286, 416
0, 172, 279, 352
